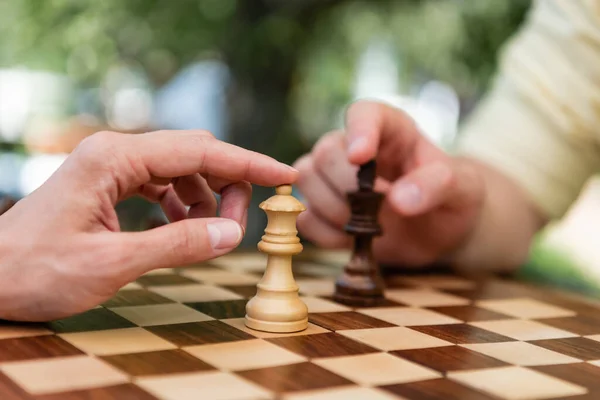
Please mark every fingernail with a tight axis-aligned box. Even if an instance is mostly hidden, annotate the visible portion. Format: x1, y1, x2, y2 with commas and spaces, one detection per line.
283, 163, 298, 173
392, 183, 421, 211
207, 220, 242, 250
348, 137, 368, 155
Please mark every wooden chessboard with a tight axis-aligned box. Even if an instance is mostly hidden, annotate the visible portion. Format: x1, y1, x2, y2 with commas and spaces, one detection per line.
2, 249, 600, 400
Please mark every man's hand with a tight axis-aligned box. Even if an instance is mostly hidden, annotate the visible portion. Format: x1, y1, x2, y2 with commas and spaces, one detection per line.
0, 129, 297, 321
294, 101, 486, 266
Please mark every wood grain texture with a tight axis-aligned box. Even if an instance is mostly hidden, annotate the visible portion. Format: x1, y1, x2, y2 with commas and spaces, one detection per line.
540, 316, 600, 336
0, 335, 83, 362
410, 324, 515, 344
221, 285, 257, 298
267, 332, 378, 358
0, 371, 33, 400
135, 274, 196, 287
146, 321, 253, 346
34, 384, 158, 400
532, 362, 600, 389
100, 349, 215, 376
530, 337, 600, 360
381, 378, 500, 400
236, 361, 351, 392
102, 290, 174, 308
308, 311, 395, 331
428, 305, 512, 322
390, 345, 509, 372
185, 300, 248, 319
47, 308, 136, 333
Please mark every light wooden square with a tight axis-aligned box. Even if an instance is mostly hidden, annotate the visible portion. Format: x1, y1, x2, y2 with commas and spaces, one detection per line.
385, 288, 469, 307
470, 319, 578, 341
461, 341, 580, 366
338, 326, 452, 351
149, 284, 242, 303
110, 303, 213, 327
142, 268, 176, 275
449, 366, 587, 400
180, 268, 260, 286
296, 279, 335, 296
59, 327, 176, 356
0, 355, 128, 395
0, 325, 52, 340
222, 318, 329, 338
185, 339, 306, 371
209, 253, 267, 271
358, 307, 461, 326
301, 296, 350, 313
120, 282, 143, 290
313, 352, 440, 386
283, 386, 399, 400
476, 298, 576, 319
137, 370, 271, 400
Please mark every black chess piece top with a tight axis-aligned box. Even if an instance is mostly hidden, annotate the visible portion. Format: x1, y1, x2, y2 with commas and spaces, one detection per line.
333, 160, 385, 307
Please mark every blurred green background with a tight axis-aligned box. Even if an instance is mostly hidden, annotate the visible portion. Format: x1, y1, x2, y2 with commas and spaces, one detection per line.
0, 0, 531, 238
12, 0, 596, 294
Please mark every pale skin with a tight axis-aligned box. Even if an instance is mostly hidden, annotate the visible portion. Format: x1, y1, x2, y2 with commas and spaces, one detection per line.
294, 100, 546, 271
0, 129, 298, 322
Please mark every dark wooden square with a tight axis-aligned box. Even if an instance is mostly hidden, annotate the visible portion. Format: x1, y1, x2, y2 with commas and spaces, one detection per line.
47, 308, 136, 333
102, 290, 174, 308
146, 320, 253, 346
0, 335, 83, 362
539, 315, 600, 336
136, 274, 196, 287
308, 312, 395, 331
410, 324, 515, 344
101, 349, 215, 376
381, 378, 499, 400
391, 345, 509, 372
532, 363, 600, 389
184, 300, 248, 319
267, 332, 378, 358
221, 285, 257, 298
428, 305, 512, 322
529, 337, 600, 361
35, 384, 158, 400
236, 362, 351, 393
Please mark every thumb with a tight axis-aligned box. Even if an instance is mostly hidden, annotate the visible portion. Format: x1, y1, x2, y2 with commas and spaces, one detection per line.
120, 217, 243, 273
388, 160, 482, 216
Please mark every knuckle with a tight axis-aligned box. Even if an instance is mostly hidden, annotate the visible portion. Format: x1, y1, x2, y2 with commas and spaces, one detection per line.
312, 133, 343, 168
170, 223, 202, 260
75, 131, 121, 162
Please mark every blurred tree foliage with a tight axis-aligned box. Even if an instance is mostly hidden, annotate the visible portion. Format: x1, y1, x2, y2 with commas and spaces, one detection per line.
0, 0, 530, 241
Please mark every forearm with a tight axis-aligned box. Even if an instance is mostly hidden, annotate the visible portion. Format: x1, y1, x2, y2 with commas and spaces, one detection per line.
450, 157, 547, 272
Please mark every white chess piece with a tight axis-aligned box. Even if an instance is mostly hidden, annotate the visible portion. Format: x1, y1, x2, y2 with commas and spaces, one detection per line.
244, 185, 308, 333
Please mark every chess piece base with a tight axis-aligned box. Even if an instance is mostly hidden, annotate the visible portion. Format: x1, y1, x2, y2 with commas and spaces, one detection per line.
333, 274, 385, 307
244, 315, 308, 333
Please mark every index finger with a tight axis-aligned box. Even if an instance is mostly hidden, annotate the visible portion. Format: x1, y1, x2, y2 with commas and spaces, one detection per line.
344, 100, 419, 165
127, 130, 298, 188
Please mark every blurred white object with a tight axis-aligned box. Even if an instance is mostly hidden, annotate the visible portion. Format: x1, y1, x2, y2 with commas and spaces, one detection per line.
352, 38, 460, 149
19, 153, 68, 196
544, 177, 600, 282
0, 69, 73, 142
153, 61, 231, 141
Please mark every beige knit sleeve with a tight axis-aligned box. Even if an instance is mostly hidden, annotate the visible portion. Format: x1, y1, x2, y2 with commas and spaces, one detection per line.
456, 0, 600, 219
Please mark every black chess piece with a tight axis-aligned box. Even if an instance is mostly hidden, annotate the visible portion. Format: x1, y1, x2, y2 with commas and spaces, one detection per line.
333, 160, 385, 307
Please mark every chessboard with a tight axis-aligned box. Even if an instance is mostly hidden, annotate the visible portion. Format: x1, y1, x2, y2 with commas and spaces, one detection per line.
2, 249, 600, 400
